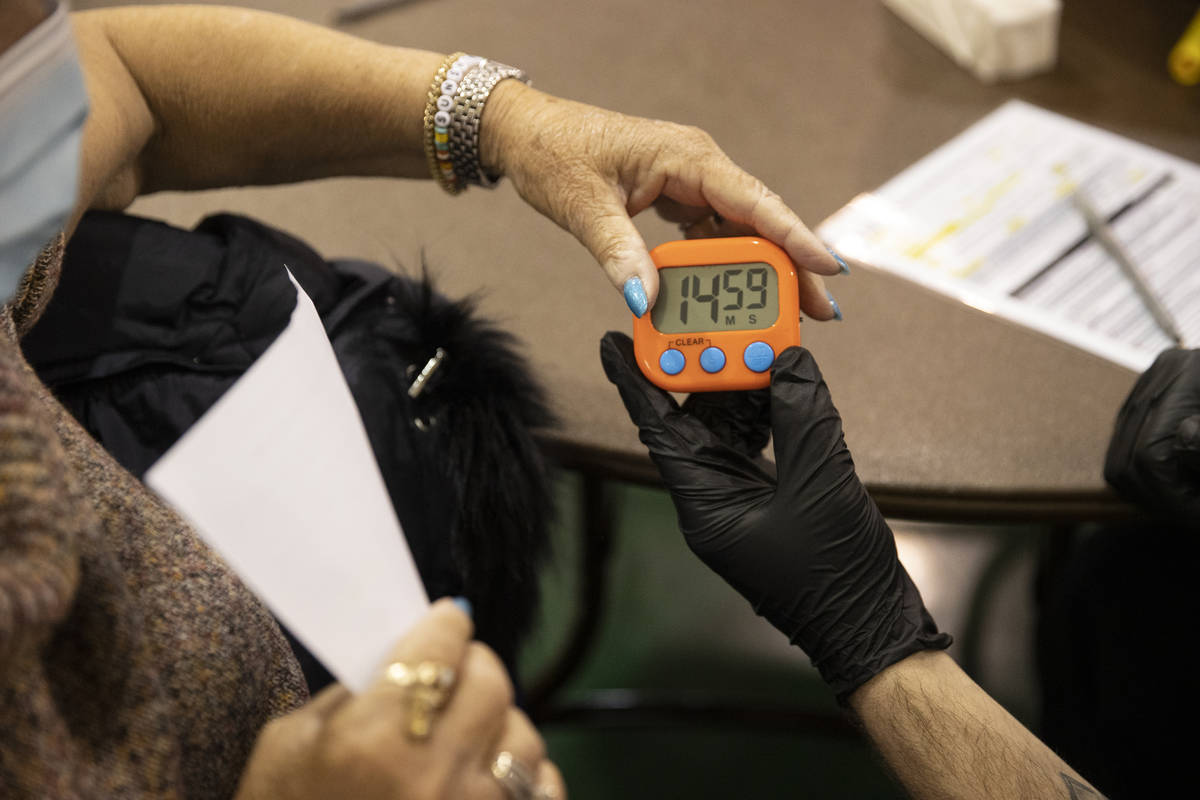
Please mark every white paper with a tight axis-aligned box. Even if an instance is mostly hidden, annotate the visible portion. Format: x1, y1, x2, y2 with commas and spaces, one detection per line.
146, 270, 429, 694
819, 100, 1200, 372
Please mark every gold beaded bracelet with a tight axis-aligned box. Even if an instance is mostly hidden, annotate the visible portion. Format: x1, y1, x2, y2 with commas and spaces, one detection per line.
422, 51, 467, 195
423, 53, 529, 195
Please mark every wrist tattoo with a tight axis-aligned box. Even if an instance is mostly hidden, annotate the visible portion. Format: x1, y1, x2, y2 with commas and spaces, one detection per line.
1061, 773, 1106, 799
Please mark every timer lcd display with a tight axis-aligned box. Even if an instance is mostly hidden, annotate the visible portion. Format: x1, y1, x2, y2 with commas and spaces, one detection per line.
651, 262, 778, 334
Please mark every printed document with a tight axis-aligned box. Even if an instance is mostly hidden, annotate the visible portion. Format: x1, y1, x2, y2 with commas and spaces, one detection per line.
819, 100, 1200, 371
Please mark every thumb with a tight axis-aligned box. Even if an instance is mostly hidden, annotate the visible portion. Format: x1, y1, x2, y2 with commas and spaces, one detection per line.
601, 332, 775, 538
573, 189, 660, 316
600, 332, 761, 477
601, 331, 694, 455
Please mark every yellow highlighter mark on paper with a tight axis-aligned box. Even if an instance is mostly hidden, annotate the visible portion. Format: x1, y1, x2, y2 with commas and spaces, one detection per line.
904, 172, 1021, 274
954, 258, 984, 278
1051, 162, 1077, 198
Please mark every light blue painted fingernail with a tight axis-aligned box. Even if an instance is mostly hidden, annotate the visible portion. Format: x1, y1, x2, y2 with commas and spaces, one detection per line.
623, 276, 648, 318
451, 596, 473, 619
827, 290, 843, 321
828, 247, 850, 274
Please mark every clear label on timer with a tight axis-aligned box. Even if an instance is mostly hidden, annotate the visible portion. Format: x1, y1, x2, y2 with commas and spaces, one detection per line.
650, 262, 779, 334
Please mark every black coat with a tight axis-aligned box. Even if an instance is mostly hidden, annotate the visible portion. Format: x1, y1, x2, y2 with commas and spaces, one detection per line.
24, 211, 554, 691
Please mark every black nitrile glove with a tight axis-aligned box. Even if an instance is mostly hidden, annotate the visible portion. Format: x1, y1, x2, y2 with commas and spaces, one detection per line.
600, 332, 951, 701
1104, 348, 1200, 527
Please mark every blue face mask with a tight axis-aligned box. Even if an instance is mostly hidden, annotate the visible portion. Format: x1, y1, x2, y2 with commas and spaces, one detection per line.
0, 0, 88, 302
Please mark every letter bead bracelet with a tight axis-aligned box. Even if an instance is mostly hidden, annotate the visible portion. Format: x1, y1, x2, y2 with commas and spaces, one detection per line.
423, 53, 529, 195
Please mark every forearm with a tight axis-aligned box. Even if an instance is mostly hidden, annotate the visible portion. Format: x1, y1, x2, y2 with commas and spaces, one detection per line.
70, 4, 443, 212
848, 651, 1103, 799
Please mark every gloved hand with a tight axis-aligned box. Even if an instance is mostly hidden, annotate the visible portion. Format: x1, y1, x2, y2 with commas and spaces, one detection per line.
1104, 348, 1200, 527
600, 332, 950, 700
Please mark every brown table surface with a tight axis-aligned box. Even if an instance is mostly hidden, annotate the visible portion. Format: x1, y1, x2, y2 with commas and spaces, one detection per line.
100, 0, 1200, 521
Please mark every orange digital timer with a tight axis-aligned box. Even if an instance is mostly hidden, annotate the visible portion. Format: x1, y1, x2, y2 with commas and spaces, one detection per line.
633, 237, 801, 392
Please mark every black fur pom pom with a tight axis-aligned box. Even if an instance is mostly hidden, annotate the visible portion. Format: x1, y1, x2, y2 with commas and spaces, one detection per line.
329, 261, 557, 676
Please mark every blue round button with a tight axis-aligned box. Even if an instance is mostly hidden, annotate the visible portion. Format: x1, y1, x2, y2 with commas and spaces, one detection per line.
699, 346, 726, 373
659, 348, 686, 375
743, 341, 775, 373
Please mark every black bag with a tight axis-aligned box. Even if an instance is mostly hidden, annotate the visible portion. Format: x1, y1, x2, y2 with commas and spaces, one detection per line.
24, 211, 554, 691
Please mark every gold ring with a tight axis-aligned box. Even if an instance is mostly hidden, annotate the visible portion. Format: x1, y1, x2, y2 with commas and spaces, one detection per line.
382, 660, 456, 739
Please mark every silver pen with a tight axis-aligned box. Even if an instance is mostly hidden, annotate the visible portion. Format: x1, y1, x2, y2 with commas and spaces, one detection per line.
1070, 190, 1184, 347
333, 0, 421, 25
